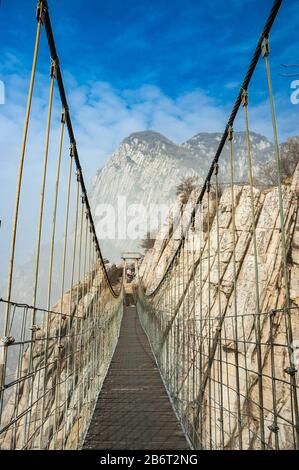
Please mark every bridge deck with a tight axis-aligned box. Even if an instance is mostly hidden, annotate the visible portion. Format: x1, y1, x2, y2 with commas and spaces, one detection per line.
83, 304, 189, 450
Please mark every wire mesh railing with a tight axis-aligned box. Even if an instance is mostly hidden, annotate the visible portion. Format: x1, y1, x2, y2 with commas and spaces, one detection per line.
137, 0, 299, 450
0, 277, 123, 449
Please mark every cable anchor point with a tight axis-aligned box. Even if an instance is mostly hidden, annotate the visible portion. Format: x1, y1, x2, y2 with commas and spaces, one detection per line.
61, 108, 66, 124
70, 142, 76, 158
36, 0, 48, 24
284, 366, 297, 377
30, 325, 41, 333
261, 37, 270, 58
268, 423, 279, 433
1, 336, 15, 346
241, 88, 248, 107
50, 58, 58, 79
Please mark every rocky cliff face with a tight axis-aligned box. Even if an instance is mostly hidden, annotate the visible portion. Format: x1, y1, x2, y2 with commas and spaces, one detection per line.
90, 130, 274, 261
139, 163, 299, 449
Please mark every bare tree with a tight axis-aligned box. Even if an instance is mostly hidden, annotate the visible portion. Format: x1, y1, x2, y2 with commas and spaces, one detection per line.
140, 231, 156, 251
176, 176, 199, 204
258, 137, 299, 187
257, 161, 279, 187
280, 138, 299, 177
108, 264, 123, 285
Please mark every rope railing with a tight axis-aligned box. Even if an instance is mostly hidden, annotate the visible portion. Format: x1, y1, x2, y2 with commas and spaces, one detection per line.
0, 0, 123, 449
137, 0, 299, 450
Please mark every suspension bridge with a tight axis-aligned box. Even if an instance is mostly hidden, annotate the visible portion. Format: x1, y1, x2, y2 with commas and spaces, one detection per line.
0, 0, 298, 450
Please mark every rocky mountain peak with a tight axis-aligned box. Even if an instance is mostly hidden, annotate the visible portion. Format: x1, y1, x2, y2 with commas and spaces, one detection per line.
90, 129, 278, 261
122, 130, 174, 147
183, 131, 273, 154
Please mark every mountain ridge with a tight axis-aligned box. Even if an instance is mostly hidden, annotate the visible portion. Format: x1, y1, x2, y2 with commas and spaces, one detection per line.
90, 129, 275, 261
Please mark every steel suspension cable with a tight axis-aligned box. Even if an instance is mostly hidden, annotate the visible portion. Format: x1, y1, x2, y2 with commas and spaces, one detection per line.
2, 7, 42, 337
23, 58, 56, 449
242, 89, 266, 448
228, 127, 242, 448
146, 0, 283, 297
262, 37, 299, 450
214, 165, 225, 449
47, 109, 66, 312
0, 11, 42, 431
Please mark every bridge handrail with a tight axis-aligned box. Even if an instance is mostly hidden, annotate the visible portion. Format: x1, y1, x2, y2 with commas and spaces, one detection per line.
40, 0, 120, 298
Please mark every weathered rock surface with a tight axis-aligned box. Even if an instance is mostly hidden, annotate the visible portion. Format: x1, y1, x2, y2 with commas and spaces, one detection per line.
140, 163, 299, 449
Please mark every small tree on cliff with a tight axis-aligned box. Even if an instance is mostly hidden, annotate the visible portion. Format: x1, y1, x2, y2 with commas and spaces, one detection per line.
140, 231, 156, 251
108, 264, 123, 285
176, 176, 199, 204
258, 138, 299, 187
280, 138, 299, 178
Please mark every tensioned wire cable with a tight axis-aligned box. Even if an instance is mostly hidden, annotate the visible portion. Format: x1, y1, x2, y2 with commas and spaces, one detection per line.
145, 0, 283, 298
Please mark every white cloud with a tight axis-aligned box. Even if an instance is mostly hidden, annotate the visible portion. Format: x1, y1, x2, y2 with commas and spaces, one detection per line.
64, 80, 230, 167
224, 81, 240, 90
0, 59, 298, 292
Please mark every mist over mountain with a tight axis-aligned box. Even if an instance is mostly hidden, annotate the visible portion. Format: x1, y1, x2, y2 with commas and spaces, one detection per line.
90, 130, 275, 261
2, 129, 282, 306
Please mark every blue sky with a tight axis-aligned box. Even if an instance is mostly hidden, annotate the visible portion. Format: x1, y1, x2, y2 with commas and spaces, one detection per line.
1, 0, 298, 176
0, 0, 298, 285
0, 0, 298, 99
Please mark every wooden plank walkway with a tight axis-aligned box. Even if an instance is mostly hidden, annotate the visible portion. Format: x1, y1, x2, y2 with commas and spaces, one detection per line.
83, 304, 189, 450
